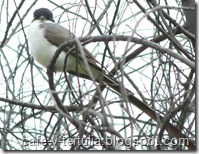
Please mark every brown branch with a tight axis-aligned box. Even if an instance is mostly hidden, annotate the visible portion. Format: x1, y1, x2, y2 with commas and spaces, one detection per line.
59, 35, 195, 69
0, 97, 79, 112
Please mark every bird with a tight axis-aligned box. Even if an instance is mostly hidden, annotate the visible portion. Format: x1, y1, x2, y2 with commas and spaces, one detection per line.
26, 7, 155, 109
27, 8, 153, 117
27, 8, 124, 92
26, 8, 196, 149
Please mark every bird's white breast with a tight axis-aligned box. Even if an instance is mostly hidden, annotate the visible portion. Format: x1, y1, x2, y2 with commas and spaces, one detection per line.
27, 20, 73, 72
27, 20, 101, 79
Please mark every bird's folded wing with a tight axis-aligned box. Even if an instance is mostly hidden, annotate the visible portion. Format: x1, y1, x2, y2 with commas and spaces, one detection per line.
40, 22, 100, 70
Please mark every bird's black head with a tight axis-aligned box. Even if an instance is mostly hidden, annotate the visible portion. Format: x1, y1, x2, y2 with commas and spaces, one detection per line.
33, 8, 55, 22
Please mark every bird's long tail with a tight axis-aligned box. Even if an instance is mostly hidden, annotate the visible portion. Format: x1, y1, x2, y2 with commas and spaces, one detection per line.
99, 74, 194, 149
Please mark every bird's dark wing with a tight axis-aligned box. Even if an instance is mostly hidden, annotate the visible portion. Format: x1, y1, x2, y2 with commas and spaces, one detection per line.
40, 23, 100, 71
40, 23, 75, 47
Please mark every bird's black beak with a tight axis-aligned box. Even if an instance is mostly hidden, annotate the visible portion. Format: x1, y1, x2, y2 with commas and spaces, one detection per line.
31, 16, 55, 23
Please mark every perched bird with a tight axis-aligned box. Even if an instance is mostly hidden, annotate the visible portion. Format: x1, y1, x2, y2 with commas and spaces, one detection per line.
26, 8, 196, 149
27, 8, 152, 116
27, 8, 123, 145
27, 8, 123, 92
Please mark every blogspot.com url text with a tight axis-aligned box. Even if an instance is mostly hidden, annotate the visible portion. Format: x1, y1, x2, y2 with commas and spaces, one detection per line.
21, 135, 192, 149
